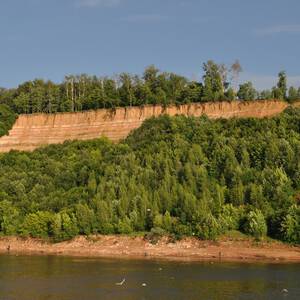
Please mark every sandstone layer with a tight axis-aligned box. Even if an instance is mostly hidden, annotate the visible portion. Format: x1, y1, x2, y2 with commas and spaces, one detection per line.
0, 100, 289, 152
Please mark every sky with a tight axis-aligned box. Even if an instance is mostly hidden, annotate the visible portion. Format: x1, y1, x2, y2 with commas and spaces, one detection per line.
1, 0, 300, 90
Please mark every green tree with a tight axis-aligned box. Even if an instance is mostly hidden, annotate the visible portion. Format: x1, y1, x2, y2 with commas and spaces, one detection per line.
75, 204, 95, 235
260, 89, 273, 100
117, 216, 133, 234
276, 71, 287, 100
21, 211, 53, 238
87, 171, 97, 195
202, 60, 224, 101
93, 199, 114, 234
0, 104, 17, 137
237, 82, 257, 100
225, 87, 236, 101
288, 86, 299, 102
280, 205, 300, 243
52, 211, 79, 241
0, 200, 20, 235
118, 73, 136, 107
143, 65, 159, 93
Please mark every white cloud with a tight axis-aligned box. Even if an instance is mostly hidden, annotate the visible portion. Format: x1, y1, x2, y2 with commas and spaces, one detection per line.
76, 0, 121, 8
122, 14, 170, 23
255, 24, 300, 36
240, 73, 300, 90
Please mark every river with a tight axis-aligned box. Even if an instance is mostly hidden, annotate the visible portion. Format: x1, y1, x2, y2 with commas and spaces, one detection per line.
0, 255, 299, 299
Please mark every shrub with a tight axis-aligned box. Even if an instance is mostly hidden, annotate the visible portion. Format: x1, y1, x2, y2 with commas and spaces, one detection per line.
173, 223, 192, 239
51, 211, 79, 242
144, 227, 165, 244
243, 209, 267, 240
194, 213, 221, 240
116, 217, 133, 234
218, 204, 243, 232
21, 211, 54, 238
280, 205, 300, 243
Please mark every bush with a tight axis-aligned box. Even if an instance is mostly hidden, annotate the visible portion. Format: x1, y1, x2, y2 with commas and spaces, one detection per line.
280, 205, 300, 243
218, 204, 243, 233
243, 209, 267, 240
116, 217, 133, 234
144, 227, 165, 244
173, 223, 192, 239
51, 211, 79, 242
194, 213, 221, 240
21, 211, 53, 238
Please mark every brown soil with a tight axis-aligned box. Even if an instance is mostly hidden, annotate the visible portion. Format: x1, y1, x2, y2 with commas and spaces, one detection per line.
0, 235, 299, 263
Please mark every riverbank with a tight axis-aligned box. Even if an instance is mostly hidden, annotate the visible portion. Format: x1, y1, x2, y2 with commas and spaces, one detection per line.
0, 235, 299, 263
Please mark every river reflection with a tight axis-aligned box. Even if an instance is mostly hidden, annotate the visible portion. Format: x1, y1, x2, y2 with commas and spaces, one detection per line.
0, 255, 299, 299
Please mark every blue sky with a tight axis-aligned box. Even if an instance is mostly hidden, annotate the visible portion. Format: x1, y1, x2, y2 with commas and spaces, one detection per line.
1, 0, 300, 89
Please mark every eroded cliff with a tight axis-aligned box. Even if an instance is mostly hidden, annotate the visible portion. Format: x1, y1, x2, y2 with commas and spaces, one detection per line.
0, 100, 289, 152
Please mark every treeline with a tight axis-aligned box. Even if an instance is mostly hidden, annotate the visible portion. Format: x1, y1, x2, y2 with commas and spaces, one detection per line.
0, 61, 299, 115
0, 108, 299, 243
0, 104, 16, 137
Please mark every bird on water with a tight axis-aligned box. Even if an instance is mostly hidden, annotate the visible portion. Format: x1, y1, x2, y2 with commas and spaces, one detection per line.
116, 278, 126, 286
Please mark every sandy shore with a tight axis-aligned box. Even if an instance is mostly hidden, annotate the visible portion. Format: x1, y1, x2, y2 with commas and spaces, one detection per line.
0, 235, 299, 263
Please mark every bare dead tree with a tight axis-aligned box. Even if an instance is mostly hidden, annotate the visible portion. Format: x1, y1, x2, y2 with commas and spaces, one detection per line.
230, 59, 243, 92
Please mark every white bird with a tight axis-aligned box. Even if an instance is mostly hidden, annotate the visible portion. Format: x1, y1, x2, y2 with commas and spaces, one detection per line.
116, 278, 126, 286
142, 283, 147, 287
281, 289, 288, 293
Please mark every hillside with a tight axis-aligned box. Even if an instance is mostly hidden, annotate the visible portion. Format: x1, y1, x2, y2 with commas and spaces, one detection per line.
0, 100, 288, 152
0, 107, 299, 244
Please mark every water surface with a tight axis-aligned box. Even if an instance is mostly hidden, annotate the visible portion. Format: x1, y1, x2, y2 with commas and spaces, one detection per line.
0, 255, 299, 299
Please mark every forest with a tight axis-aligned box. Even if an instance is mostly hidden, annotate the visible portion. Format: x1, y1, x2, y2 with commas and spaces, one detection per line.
0, 61, 300, 117
0, 104, 16, 138
0, 107, 299, 243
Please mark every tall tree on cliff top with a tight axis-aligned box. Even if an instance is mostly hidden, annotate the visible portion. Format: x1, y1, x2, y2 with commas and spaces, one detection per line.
202, 60, 225, 101
118, 73, 136, 107
273, 71, 287, 100
237, 81, 257, 100
278, 71, 287, 99
143, 65, 159, 93
167, 73, 187, 104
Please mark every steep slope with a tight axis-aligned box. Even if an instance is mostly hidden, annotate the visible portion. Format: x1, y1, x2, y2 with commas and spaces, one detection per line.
0, 100, 288, 152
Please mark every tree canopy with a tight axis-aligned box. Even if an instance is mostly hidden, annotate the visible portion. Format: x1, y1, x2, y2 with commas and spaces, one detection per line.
1, 62, 299, 117
0, 104, 17, 137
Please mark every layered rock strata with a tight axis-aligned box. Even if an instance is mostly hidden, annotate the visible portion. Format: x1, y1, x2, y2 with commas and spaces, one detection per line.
0, 100, 289, 152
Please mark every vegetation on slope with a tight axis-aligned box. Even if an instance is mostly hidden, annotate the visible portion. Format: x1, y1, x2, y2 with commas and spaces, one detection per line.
0, 107, 299, 243
0, 61, 299, 115
0, 104, 17, 137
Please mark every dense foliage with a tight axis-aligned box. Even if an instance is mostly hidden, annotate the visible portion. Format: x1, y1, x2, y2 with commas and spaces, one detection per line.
1, 62, 299, 115
0, 104, 17, 137
0, 107, 299, 243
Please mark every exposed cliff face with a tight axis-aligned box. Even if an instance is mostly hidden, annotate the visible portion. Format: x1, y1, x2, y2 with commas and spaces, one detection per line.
0, 100, 288, 152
